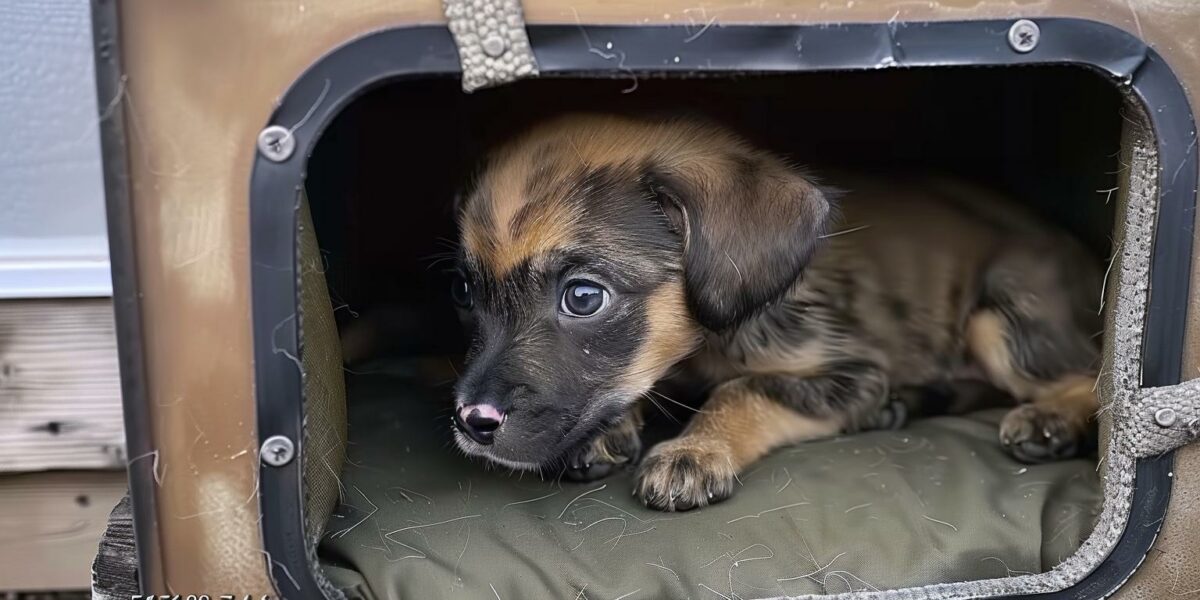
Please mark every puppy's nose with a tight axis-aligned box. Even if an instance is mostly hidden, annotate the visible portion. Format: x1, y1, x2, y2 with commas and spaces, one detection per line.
454, 403, 506, 445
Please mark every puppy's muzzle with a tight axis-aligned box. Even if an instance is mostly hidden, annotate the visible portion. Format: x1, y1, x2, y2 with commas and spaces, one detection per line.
454, 403, 506, 445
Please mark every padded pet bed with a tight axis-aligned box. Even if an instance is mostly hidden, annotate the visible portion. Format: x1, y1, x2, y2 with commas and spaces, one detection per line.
317, 362, 1100, 599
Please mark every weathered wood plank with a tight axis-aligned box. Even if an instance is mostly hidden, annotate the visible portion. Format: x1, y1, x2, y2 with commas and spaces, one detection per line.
0, 470, 128, 590
0, 298, 125, 471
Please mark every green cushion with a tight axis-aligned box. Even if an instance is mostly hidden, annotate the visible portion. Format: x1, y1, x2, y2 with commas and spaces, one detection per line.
299, 193, 348, 546
318, 363, 1101, 599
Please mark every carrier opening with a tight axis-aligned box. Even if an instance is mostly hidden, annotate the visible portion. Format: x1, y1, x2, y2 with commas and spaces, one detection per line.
298, 67, 1124, 598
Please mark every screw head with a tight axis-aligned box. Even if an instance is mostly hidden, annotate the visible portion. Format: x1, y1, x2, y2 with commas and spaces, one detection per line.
257, 125, 296, 162
481, 34, 507, 58
260, 435, 296, 466
1154, 407, 1178, 427
1007, 19, 1040, 53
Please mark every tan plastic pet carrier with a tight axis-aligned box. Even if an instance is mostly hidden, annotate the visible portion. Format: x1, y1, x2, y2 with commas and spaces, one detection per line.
90, 1, 1199, 599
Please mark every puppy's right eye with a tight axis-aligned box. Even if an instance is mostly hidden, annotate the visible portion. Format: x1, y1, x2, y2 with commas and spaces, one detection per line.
450, 275, 473, 309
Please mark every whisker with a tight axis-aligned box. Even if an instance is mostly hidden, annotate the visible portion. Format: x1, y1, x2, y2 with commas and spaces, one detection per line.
424, 256, 459, 271
650, 389, 702, 414
434, 237, 461, 250
642, 393, 681, 425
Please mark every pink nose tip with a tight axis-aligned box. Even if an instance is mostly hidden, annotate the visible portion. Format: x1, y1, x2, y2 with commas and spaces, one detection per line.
453, 403, 506, 445
458, 403, 504, 423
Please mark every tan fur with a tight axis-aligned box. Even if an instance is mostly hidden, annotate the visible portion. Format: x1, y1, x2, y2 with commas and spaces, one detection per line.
684, 380, 843, 468
464, 162, 586, 276
619, 282, 703, 393
461, 115, 768, 277
967, 312, 1099, 418
966, 310, 1039, 398
1032, 375, 1099, 424
636, 380, 841, 510
968, 311, 1099, 459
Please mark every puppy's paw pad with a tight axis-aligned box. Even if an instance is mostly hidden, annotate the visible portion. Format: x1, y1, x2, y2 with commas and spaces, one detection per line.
999, 404, 1085, 463
635, 439, 736, 512
562, 426, 642, 483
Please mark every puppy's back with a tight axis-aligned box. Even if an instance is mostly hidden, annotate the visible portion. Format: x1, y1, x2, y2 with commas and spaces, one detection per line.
800, 174, 1101, 384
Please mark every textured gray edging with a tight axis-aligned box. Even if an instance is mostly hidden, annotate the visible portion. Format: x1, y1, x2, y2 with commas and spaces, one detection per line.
443, 0, 539, 92
755, 110, 1159, 600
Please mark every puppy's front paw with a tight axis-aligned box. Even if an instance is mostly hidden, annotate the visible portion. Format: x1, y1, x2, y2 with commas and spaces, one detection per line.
1000, 404, 1089, 463
635, 438, 736, 511
563, 421, 643, 483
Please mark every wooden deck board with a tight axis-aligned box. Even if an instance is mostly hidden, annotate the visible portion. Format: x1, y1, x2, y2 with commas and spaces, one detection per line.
0, 299, 125, 472
0, 470, 127, 591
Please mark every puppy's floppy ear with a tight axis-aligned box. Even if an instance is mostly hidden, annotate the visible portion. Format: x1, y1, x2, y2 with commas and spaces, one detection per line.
644, 149, 831, 331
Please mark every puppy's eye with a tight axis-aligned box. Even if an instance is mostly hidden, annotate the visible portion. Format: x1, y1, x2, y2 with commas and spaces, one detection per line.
450, 274, 473, 309
560, 281, 608, 318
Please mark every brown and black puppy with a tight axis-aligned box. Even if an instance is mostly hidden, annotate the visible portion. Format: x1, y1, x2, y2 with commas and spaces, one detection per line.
448, 114, 1101, 511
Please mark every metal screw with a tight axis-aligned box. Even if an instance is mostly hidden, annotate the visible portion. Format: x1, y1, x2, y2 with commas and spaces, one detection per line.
260, 435, 296, 466
481, 35, 507, 58
1154, 407, 1178, 428
257, 125, 296, 162
1007, 19, 1040, 53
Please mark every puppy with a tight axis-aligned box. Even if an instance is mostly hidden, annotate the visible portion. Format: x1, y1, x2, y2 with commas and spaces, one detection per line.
448, 114, 1101, 511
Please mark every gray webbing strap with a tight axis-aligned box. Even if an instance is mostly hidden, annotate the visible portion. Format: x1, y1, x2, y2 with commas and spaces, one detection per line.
443, 0, 540, 92
1126, 378, 1200, 457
